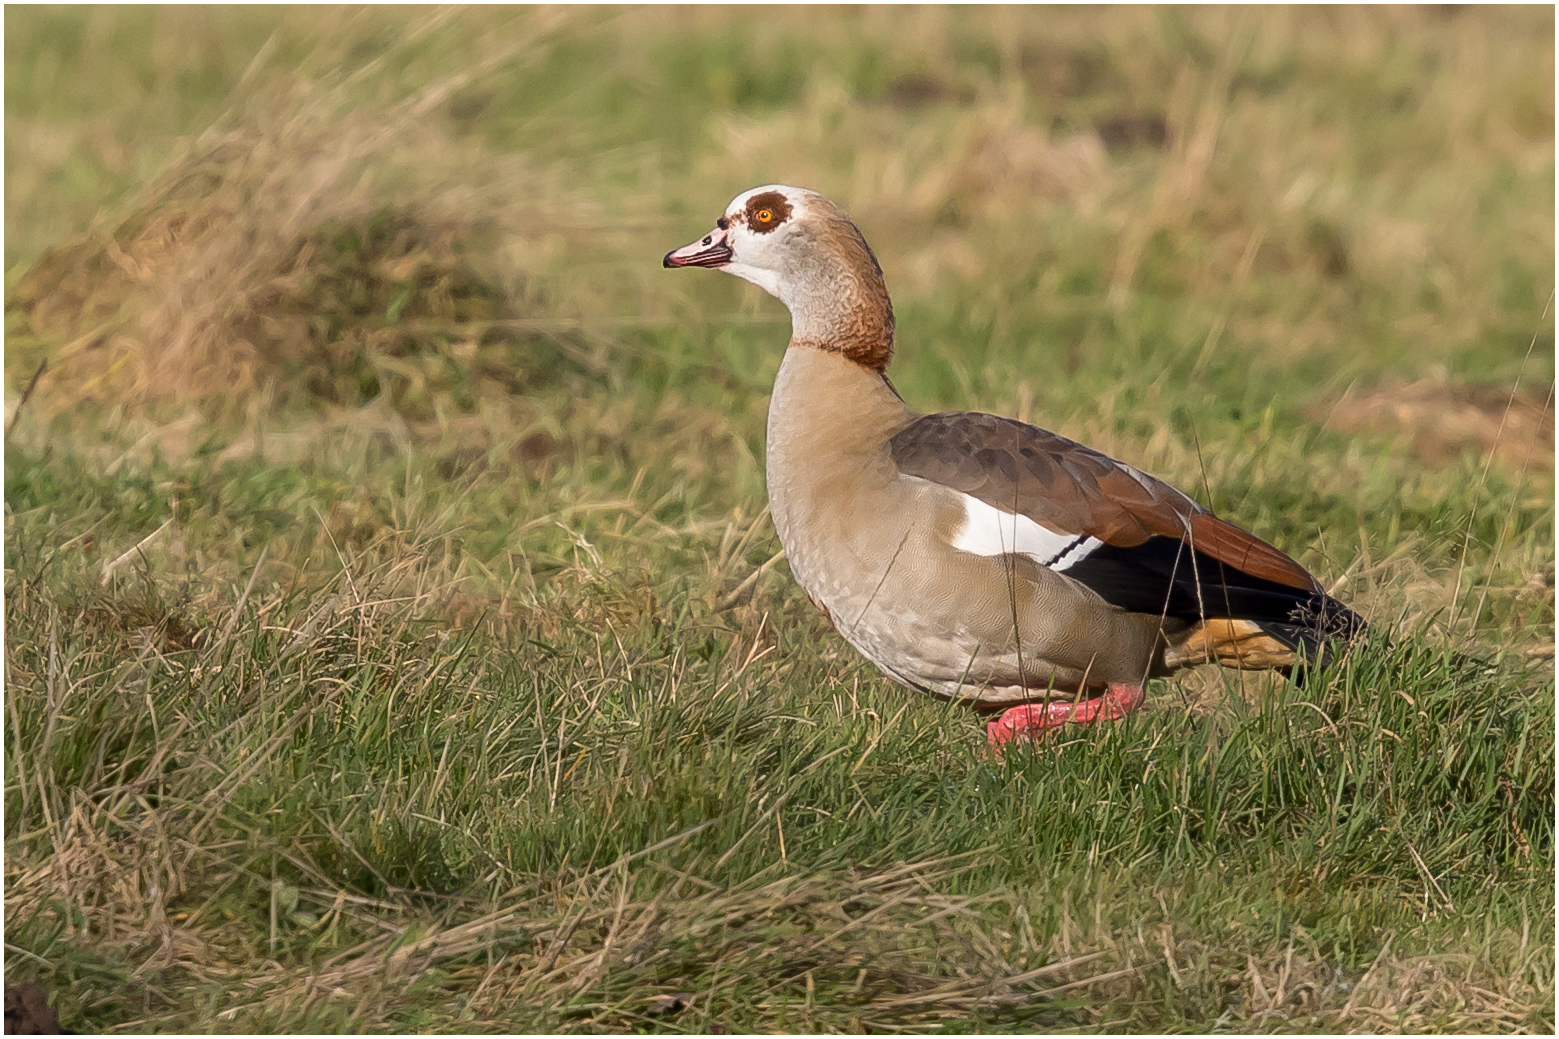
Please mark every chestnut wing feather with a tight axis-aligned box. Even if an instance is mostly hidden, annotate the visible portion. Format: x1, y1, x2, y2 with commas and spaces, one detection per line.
889, 412, 1357, 636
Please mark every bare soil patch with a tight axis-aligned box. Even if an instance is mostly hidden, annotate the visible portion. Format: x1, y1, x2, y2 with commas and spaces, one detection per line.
1317, 378, 1554, 473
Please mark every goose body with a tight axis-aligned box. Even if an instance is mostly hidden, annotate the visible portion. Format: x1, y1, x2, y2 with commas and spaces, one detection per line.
665, 186, 1363, 745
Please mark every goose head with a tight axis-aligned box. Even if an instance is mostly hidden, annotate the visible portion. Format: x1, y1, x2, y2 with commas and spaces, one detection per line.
665, 185, 895, 371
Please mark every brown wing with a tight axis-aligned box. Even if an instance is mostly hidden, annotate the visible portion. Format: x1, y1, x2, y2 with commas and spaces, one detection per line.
891, 411, 1314, 584
890, 412, 1361, 643
888, 410, 1199, 544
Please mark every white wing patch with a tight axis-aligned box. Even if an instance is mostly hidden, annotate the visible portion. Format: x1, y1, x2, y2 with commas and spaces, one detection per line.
950, 493, 1102, 572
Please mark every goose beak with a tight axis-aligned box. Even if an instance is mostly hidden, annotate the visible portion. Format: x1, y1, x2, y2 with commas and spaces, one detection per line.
664, 225, 733, 268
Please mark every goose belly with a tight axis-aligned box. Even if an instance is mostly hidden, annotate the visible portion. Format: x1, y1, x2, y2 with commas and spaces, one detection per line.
773, 495, 1162, 704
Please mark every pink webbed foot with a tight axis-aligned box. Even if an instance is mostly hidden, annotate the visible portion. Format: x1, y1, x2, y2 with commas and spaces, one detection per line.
985, 683, 1146, 751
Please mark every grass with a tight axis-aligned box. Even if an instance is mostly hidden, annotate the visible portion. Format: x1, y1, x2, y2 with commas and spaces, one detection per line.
4, 6, 1554, 1033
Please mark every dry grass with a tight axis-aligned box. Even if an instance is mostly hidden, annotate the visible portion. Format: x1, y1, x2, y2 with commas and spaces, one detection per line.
8, 816, 1545, 1034
5, 554, 1550, 1032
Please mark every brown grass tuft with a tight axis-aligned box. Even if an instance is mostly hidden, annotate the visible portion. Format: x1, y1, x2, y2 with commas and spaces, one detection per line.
8, 24, 600, 419
15, 94, 486, 412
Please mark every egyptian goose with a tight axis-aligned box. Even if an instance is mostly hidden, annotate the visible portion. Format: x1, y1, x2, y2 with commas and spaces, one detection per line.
665, 185, 1364, 746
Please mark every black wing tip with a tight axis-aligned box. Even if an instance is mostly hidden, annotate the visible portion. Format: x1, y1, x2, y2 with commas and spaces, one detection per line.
1257, 594, 1368, 668
1286, 594, 1368, 642
1062, 538, 1341, 625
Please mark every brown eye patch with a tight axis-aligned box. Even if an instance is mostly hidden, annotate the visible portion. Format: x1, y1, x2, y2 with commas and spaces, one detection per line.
744, 191, 792, 234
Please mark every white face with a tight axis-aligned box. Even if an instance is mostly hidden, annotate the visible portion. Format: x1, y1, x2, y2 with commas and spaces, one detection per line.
662, 184, 813, 300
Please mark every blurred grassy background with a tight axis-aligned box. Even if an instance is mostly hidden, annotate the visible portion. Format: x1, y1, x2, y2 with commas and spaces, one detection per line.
4, 6, 1554, 1033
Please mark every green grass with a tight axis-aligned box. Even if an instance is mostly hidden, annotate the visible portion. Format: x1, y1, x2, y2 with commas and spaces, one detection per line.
5, 6, 1554, 1033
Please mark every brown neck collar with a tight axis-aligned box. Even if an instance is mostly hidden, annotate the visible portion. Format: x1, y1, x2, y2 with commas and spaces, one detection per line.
788, 262, 895, 373
792, 319, 893, 373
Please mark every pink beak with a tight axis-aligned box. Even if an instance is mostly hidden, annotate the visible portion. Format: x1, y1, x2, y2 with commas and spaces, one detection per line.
663, 225, 733, 268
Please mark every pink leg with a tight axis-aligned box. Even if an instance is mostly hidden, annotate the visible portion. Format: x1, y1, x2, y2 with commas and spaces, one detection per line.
985, 683, 1145, 749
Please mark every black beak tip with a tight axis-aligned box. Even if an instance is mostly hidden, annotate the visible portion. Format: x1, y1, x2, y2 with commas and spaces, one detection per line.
662, 251, 679, 269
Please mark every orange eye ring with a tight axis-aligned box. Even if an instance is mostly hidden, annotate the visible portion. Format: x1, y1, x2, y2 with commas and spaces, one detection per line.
756, 209, 773, 223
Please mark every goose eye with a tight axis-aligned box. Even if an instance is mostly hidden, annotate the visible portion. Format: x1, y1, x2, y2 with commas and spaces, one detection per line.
743, 193, 790, 234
